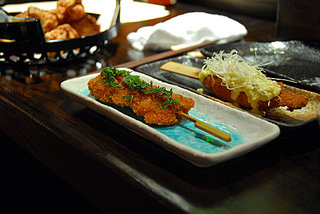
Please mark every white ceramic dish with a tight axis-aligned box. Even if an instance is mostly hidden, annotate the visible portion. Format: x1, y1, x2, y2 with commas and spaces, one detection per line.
60, 68, 280, 167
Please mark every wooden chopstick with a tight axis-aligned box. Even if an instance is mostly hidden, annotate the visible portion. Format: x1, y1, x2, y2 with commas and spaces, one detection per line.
115, 40, 217, 69
179, 112, 232, 142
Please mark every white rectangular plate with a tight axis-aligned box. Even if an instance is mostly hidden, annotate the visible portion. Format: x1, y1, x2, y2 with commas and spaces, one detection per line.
60, 68, 280, 167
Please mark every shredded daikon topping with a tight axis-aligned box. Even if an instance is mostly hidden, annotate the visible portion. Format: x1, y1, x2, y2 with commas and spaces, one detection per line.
199, 50, 281, 110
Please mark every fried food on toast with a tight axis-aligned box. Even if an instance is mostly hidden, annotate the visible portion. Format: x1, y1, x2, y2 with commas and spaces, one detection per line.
199, 50, 308, 113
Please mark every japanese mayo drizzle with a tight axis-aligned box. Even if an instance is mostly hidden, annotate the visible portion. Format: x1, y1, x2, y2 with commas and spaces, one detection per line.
199, 50, 281, 112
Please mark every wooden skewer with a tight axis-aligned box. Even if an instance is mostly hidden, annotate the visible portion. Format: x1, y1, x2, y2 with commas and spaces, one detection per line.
179, 112, 232, 142
160, 61, 200, 79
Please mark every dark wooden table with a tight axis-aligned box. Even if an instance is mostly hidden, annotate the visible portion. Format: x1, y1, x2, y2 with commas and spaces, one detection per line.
1, 3, 319, 214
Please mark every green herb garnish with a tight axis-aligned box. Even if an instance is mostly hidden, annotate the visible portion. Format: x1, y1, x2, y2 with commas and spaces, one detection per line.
100, 67, 183, 109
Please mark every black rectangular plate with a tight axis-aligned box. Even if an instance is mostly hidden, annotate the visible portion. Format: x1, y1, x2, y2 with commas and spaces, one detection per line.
135, 55, 319, 136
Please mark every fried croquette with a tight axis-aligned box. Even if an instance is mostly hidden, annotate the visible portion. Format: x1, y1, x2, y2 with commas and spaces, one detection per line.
200, 50, 308, 113
202, 75, 308, 112
88, 70, 195, 126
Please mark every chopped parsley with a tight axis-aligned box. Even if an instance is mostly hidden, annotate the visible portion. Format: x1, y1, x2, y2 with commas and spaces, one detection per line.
100, 67, 183, 109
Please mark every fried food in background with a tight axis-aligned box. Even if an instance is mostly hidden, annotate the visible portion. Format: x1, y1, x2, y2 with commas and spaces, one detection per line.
71, 14, 100, 36
15, 0, 100, 40
56, 0, 86, 23
45, 23, 79, 40
44, 23, 79, 57
16, 6, 59, 33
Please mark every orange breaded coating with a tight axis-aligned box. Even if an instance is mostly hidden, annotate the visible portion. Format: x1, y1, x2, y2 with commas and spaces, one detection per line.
88, 73, 194, 126
202, 75, 308, 112
56, 0, 86, 23
45, 23, 79, 40
45, 24, 79, 57
275, 82, 309, 111
18, 6, 59, 33
71, 15, 100, 36
15, 12, 28, 18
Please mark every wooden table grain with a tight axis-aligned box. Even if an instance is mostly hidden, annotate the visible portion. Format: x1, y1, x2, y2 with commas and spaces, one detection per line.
0, 3, 319, 214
